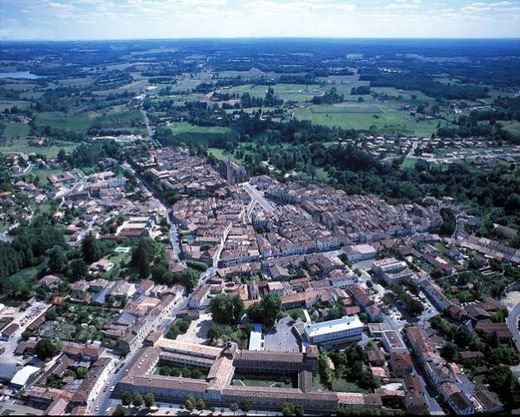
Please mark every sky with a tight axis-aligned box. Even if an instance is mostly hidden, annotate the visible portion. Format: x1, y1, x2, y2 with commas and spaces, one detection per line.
0, 0, 519, 40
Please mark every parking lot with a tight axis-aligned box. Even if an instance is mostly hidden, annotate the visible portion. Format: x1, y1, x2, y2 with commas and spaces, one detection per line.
264, 316, 301, 353
176, 313, 213, 344
0, 300, 49, 381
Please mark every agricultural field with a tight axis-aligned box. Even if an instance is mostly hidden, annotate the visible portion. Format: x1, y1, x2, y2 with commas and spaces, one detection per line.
293, 102, 446, 136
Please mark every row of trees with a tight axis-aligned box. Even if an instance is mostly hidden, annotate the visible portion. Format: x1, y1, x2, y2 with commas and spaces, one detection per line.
209, 292, 284, 329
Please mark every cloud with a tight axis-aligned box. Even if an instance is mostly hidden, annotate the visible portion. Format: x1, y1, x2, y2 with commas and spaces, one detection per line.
0, 0, 518, 40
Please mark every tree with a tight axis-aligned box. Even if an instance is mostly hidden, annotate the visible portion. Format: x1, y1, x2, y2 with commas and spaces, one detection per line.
121, 392, 133, 406
440, 341, 459, 362
47, 245, 67, 274
35, 338, 59, 361
240, 401, 251, 412
82, 233, 102, 264
281, 402, 297, 417
113, 404, 127, 416
185, 396, 195, 411
229, 402, 239, 413
68, 258, 88, 280
144, 392, 155, 408
207, 325, 224, 342
131, 238, 154, 279
132, 392, 143, 407
195, 398, 206, 411
247, 293, 283, 328
210, 293, 244, 325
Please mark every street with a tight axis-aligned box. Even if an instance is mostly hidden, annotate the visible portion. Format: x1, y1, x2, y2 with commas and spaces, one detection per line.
242, 182, 275, 213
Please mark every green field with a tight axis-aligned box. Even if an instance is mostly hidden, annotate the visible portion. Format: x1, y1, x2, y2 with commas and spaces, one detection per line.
208, 147, 241, 163
0, 138, 79, 158
33, 111, 94, 133
294, 103, 445, 136
168, 122, 232, 136
0, 100, 30, 111
3, 122, 30, 140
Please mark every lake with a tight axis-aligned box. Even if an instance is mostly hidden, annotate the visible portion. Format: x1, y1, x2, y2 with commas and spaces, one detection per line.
0, 71, 41, 79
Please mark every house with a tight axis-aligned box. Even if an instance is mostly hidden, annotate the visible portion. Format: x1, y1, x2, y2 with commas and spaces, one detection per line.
389, 352, 413, 377
366, 305, 382, 322
10, 366, 41, 390
303, 315, 364, 345
381, 330, 408, 354
475, 320, 511, 341
1, 323, 19, 340
403, 375, 428, 415
365, 345, 385, 367
90, 259, 114, 274
345, 244, 377, 262
188, 285, 210, 309
39, 275, 62, 290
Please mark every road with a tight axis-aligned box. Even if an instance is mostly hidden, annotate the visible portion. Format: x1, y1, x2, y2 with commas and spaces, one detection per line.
120, 162, 181, 261
93, 298, 189, 415
507, 303, 520, 352
242, 182, 275, 213
141, 107, 161, 147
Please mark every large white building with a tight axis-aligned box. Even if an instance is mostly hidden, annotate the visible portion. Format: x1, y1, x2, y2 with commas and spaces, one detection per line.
303, 315, 364, 345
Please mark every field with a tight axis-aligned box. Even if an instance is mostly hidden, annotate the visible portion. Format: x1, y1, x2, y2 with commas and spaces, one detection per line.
167, 122, 232, 136
0, 137, 79, 158
294, 103, 445, 136
33, 111, 94, 134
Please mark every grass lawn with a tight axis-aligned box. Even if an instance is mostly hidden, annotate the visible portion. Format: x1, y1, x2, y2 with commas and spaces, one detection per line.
3, 122, 30, 140
208, 147, 242, 163
33, 111, 96, 134
168, 122, 232, 136
0, 139, 79, 158
312, 377, 368, 393
401, 157, 420, 169
294, 103, 444, 136
0, 100, 30, 111
232, 374, 298, 388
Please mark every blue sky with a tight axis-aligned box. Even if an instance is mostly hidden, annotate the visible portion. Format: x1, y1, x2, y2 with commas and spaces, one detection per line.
0, 0, 519, 40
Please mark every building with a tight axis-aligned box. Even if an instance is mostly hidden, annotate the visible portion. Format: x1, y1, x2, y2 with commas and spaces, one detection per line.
1, 322, 19, 340
11, 366, 41, 390
188, 284, 210, 309
303, 315, 364, 345
380, 330, 408, 354
345, 244, 377, 262
372, 258, 414, 285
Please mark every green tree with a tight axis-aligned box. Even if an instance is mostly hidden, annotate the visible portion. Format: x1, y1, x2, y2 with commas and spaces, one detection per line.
82, 233, 102, 264
47, 245, 67, 274
247, 293, 283, 328
131, 238, 154, 279
68, 258, 88, 280
113, 404, 127, 416
35, 338, 59, 361
210, 293, 245, 325
144, 392, 155, 408
207, 325, 224, 342
185, 396, 195, 411
195, 398, 206, 411
440, 342, 459, 362
121, 392, 133, 406
132, 392, 143, 407
240, 401, 251, 412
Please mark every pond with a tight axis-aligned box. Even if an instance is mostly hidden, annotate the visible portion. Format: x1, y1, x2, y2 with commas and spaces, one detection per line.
0, 71, 42, 79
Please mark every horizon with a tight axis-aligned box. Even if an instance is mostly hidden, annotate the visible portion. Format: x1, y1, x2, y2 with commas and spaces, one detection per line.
1, 0, 519, 41
1, 36, 520, 43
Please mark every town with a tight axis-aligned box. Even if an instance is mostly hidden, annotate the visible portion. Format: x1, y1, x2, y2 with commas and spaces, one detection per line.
1, 36, 520, 417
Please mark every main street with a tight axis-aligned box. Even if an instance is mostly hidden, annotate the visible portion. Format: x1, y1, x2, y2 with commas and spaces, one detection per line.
507, 302, 520, 352
93, 298, 189, 415
242, 182, 275, 213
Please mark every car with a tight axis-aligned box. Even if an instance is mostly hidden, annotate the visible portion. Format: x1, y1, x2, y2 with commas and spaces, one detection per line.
95, 406, 99, 412
110, 386, 115, 392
